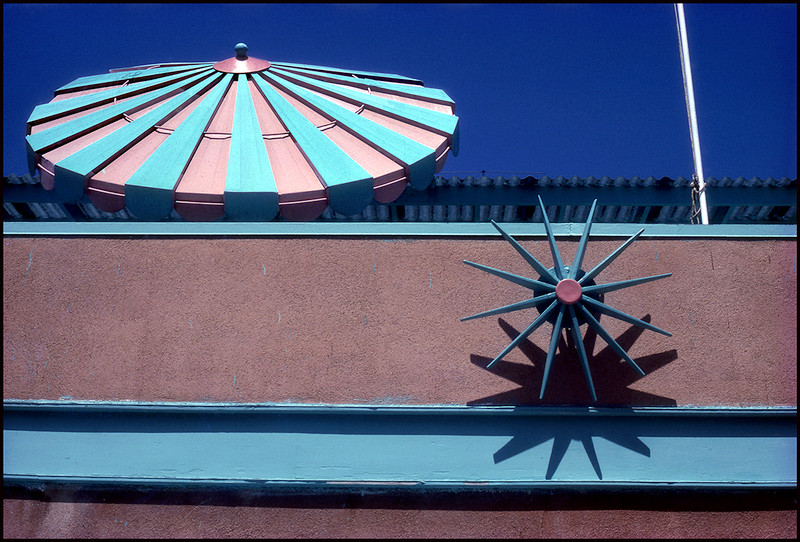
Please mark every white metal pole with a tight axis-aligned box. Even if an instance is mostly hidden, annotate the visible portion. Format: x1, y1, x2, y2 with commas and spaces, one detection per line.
675, 3, 710, 224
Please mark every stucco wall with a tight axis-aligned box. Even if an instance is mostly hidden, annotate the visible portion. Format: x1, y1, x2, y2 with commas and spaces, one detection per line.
3, 486, 796, 539
3, 236, 796, 406
3, 235, 797, 538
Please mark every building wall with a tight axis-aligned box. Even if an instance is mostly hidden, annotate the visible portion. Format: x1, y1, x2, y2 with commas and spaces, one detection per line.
3, 487, 796, 539
3, 235, 797, 537
3, 236, 796, 406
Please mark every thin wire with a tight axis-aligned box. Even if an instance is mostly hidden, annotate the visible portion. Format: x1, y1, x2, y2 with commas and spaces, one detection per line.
117, 77, 369, 140
690, 175, 706, 224
121, 112, 355, 140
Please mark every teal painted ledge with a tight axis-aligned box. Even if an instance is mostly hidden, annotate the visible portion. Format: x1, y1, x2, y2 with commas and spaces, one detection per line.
3, 401, 796, 491
2, 222, 796, 238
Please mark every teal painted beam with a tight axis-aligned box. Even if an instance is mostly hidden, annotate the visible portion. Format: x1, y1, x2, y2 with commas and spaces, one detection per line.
54, 63, 212, 94
3, 401, 795, 489
272, 65, 455, 108
2, 221, 797, 238
124, 73, 233, 220
223, 75, 279, 221
270, 67, 460, 156
27, 66, 212, 125
26, 69, 216, 176
250, 75, 374, 217
262, 71, 436, 190
51, 71, 227, 203
270, 62, 425, 85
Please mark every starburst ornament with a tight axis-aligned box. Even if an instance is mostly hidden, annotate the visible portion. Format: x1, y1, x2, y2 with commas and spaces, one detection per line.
462, 197, 672, 401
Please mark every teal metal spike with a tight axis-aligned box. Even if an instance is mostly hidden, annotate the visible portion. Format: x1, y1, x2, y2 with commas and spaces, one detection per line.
568, 304, 597, 401
460, 292, 557, 322
486, 301, 559, 368
578, 228, 644, 285
577, 303, 645, 376
540, 305, 566, 399
461, 198, 672, 402
537, 195, 565, 280
569, 199, 597, 279
581, 273, 673, 295
579, 296, 673, 337
490, 220, 558, 284
463, 260, 556, 292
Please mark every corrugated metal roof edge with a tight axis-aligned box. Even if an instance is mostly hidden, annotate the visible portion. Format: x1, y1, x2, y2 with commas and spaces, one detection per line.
432, 174, 797, 188
6, 172, 796, 188
4, 174, 796, 225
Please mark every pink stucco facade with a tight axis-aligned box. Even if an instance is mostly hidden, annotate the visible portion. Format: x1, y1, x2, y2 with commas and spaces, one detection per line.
3, 235, 797, 538
3, 236, 796, 406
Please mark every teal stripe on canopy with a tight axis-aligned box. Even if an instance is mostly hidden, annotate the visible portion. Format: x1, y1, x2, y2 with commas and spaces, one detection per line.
26, 69, 216, 169
124, 73, 233, 220
262, 70, 436, 190
251, 74, 373, 217
271, 66, 459, 156
24, 46, 461, 221
28, 66, 212, 125
269, 61, 424, 85
55, 63, 213, 93
51, 71, 227, 202
224, 74, 279, 221
272, 65, 454, 107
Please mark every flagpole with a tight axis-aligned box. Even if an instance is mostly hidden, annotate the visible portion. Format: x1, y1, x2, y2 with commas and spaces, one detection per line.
675, 3, 710, 224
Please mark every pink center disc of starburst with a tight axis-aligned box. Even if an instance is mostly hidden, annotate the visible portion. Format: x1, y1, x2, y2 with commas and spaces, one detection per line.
555, 278, 582, 305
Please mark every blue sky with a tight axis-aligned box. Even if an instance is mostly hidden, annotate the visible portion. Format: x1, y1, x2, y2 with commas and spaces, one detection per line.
3, 3, 797, 180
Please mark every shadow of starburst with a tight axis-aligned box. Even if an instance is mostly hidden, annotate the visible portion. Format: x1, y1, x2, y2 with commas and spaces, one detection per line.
468, 316, 678, 406
467, 317, 676, 479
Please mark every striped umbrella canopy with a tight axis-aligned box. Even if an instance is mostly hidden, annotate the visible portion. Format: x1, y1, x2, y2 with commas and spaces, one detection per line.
25, 43, 460, 221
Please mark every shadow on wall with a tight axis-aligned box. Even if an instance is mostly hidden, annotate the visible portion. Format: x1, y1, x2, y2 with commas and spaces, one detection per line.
467, 316, 678, 407
488, 412, 652, 480
466, 316, 677, 479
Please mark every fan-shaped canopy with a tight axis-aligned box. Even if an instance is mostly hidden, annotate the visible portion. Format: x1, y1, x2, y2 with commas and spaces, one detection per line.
25, 44, 459, 221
